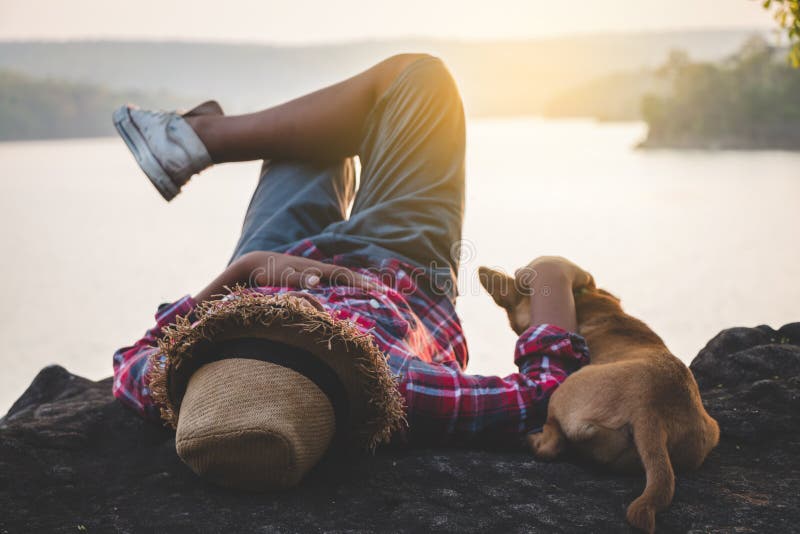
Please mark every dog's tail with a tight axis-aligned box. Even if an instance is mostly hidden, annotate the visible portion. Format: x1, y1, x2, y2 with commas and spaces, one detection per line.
626, 416, 675, 534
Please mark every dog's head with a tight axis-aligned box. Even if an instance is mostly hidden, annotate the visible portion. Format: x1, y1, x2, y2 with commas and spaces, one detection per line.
574, 286, 623, 326
480, 266, 621, 334
478, 266, 531, 335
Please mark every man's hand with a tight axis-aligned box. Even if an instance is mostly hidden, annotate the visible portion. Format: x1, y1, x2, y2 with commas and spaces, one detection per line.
235, 251, 377, 290
194, 251, 377, 303
514, 256, 594, 294
513, 256, 593, 333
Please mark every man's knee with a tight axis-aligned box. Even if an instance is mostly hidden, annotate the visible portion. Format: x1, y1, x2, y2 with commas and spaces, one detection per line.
375, 54, 459, 103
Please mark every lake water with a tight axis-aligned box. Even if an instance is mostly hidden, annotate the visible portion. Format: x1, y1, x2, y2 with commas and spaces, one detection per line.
1, 118, 798, 413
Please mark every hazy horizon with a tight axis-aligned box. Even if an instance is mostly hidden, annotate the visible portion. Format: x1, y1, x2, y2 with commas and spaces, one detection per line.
0, 0, 776, 44
0, 26, 776, 45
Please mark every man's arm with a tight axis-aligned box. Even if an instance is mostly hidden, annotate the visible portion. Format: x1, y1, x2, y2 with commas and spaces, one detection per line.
193, 250, 377, 302
113, 251, 375, 420
112, 296, 196, 421
398, 260, 590, 445
398, 324, 589, 446
515, 255, 593, 332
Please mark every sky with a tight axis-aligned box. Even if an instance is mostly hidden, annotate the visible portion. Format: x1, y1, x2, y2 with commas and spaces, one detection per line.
0, 0, 775, 43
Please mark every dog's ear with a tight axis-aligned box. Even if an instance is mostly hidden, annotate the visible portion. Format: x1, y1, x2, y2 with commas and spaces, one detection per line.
583, 273, 597, 290
597, 288, 621, 302
479, 266, 517, 309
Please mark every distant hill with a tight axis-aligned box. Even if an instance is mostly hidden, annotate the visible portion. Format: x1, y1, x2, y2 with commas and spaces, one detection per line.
0, 30, 770, 141
542, 69, 670, 121
0, 70, 183, 141
639, 38, 800, 150
0, 31, 764, 113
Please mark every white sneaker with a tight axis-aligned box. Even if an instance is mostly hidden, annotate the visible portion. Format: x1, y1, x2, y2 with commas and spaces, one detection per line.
113, 104, 214, 201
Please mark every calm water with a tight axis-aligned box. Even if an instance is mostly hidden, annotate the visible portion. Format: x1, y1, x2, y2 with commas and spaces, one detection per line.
1, 118, 798, 412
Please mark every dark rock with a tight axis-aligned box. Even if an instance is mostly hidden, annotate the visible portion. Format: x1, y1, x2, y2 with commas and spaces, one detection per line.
2, 325, 799, 533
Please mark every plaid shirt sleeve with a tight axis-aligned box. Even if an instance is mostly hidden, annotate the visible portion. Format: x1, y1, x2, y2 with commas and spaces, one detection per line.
397, 324, 590, 446
112, 295, 196, 422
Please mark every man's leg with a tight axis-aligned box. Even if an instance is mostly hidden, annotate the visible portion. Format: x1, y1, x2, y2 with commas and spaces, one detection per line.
321, 56, 466, 300
191, 54, 465, 300
228, 159, 355, 263
183, 54, 464, 301
215, 58, 425, 262
185, 54, 432, 163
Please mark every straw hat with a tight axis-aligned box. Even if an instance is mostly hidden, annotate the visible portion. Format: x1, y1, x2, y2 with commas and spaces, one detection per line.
149, 289, 405, 491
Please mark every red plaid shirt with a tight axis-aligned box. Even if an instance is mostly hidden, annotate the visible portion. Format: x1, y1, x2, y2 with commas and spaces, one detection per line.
113, 240, 589, 446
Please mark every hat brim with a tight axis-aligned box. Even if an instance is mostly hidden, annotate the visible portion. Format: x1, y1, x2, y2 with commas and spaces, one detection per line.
149, 289, 406, 450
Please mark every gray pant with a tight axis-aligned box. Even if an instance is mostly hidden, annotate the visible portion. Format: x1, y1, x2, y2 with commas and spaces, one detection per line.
230, 56, 466, 301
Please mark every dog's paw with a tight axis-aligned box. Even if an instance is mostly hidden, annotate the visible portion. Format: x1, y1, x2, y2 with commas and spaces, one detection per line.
526, 430, 563, 461
626, 498, 656, 534
526, 432, 548, 459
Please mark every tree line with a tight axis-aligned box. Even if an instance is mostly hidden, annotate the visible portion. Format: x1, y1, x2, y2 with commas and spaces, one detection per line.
0, 70, 182, 142
640, 37, 800, 149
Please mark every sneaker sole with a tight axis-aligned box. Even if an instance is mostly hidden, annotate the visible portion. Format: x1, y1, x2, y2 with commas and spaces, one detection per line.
113, 106, 179, 201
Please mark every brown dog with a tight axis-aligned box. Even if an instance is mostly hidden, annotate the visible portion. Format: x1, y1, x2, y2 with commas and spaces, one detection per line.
479, 261, 719, 533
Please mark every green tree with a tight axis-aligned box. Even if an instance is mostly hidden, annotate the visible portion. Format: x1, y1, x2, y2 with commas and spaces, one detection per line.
640, 36, 800, 149
761, 0, 800, 66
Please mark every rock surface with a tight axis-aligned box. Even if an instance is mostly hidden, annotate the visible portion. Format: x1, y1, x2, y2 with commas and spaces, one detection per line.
1, 324, 799, 533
